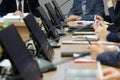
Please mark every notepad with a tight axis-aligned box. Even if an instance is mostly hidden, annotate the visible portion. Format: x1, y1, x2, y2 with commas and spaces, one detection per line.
74, 21, 94, 26
65, 68, 97, 80
73, 54, 96, 63
62, 40, 116, 45
73, 31, 95, 35
72, 35, 99, 41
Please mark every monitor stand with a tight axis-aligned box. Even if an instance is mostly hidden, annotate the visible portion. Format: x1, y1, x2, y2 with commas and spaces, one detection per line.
56, 29, 66, 36
34, 56, 57, 73
48, 39, 61, 48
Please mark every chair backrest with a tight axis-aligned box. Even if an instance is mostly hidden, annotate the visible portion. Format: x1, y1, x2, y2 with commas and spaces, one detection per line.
51, 0, 65, 21
23, 14, 54, 61
44, 2, 62, 28
0, 25, 42, 80
37, 6, 60, 42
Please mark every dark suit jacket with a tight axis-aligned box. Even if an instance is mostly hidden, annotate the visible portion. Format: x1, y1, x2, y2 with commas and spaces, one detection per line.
69, 0, 105, 21
97, 51, 120, 68
0, 0, 40, 17
108, 1, 120, 24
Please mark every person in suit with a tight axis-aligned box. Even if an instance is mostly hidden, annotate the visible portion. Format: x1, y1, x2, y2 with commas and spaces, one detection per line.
95, 0, 120, 24
87, 21, 120, 67
0, 0, 40, 17
65, 0, 105, 21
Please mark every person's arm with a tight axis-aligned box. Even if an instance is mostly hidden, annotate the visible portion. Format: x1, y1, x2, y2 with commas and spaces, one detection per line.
106, 32, 120, 42
0, 0, 10, 16
97, 51, 120, 67
80, 0, 105, 21
108, 2, 120, 24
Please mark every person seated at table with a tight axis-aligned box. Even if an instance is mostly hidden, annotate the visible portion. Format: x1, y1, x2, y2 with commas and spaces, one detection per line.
97, 67, 120, 80
95, 0, 120, 30
94, 21, 120, 42
87, 42, 120, 67
0, 0, 40, 17
87, 21, 120, 67
65, 0, 105, 22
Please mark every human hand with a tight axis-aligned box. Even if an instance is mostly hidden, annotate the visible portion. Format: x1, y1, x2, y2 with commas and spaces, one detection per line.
94, 22, 109, 40
65, 15, 81, 22
87, 42, 105, 59
107, 0, 114, 8
13, 10, 24, 17
94, 15, 104, 21
97, 67, 120, 80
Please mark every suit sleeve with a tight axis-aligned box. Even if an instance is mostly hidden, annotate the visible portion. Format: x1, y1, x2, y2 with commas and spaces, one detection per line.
97, 51, 120, 67
0, 0, 9, 16
81, 0, 105, 21
108, 2, 120, 24
29, 0, 40, 17
106, 32, 120, 42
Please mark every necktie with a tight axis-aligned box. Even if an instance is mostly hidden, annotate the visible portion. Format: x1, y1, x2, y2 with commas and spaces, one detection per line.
18, 0, 22, 11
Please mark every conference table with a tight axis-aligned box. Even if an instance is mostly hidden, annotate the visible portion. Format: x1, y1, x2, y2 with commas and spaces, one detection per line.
43, 32, 109, 80
0, 21, 117, 80
0, 21, 42, 41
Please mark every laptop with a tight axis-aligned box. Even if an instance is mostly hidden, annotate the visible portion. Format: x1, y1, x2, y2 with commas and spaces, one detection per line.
0, 25, 42, 80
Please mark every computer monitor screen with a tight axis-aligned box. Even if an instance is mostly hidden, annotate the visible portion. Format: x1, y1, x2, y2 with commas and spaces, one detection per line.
23, 14, 54, 61
37, 6, 60, 42
44, 2, 62, 29
51, 0, 65, 21
0, 25, 42, 80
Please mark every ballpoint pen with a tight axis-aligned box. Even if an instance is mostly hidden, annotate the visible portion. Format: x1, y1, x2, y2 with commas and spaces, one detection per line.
85, 36, 91, 45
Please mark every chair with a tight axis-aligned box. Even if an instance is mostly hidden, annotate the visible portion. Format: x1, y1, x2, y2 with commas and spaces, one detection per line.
0, 25, 42, 80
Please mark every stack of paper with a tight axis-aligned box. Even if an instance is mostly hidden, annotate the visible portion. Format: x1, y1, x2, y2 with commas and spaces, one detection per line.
73, 53, 96, 63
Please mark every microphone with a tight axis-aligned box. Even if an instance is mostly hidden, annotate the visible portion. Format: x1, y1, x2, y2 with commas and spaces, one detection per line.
26, 0, 32, 14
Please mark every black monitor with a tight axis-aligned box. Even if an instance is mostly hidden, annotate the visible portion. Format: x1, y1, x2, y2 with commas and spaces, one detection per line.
44, 2, 63, 29
37, 6, 60, 42
51, 0, 65, 21
23, 14, 54, 62
0, 25, 42, 80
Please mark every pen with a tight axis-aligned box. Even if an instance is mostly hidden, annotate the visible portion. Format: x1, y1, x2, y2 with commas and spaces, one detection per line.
96, 20, 99, 27
85, 36, 91, 45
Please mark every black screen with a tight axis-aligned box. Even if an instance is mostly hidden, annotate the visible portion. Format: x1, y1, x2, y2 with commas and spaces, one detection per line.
51, 0, 65, 21
23, 14, 54, 61
0, 25, 42, 80
44, 2, 62, 29
37, 6, 60, 42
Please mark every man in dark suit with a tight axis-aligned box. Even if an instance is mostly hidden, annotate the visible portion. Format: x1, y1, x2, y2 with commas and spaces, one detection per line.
66, 0, 105, 21
0, 0, 40, 17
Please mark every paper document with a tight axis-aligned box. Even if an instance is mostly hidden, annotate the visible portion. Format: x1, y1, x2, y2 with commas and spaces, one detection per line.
73, 54, 96, 63
3, 13, 28, 22
72, 35, 99, 41
74, 21, 94, 26
73, 31, 95, 35
62, 40, 116, 45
